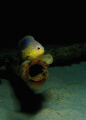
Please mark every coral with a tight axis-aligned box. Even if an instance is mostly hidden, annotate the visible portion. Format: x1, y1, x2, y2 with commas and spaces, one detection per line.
12, 58, 49, 89
38, 54, 53, 65
43, 54, 53, 64
48, 42, 86, 66
0, 53, 53, 89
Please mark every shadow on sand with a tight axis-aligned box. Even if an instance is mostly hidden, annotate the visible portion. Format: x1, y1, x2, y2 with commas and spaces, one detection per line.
0, 67, 44, 114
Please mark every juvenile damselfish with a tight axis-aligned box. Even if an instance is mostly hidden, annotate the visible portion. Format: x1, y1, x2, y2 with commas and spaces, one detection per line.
18, 35, 44, 61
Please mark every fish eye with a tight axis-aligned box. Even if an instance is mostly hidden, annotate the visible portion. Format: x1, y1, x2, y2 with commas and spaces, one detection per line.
37, 47, 40, 50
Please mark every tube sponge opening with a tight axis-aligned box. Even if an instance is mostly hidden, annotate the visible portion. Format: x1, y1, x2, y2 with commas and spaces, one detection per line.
29, 64, 44, 77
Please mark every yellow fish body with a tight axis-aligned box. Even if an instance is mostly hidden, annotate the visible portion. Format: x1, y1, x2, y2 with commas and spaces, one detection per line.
18, 35, 44, 61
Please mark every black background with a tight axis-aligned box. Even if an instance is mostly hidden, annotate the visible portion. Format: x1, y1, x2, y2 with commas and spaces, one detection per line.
0, 4, 86, 50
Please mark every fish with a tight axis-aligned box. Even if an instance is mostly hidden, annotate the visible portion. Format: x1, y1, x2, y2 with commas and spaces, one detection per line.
18, 35, 44, 61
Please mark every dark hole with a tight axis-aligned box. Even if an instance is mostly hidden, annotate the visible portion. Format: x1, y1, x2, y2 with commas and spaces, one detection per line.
29, 64, 43, 77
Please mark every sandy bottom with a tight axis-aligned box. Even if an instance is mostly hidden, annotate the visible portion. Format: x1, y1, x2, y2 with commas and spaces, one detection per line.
0, 60, 86, 120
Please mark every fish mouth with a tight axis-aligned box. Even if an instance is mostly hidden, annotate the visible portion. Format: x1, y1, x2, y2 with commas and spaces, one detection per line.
40, 49, 44, 55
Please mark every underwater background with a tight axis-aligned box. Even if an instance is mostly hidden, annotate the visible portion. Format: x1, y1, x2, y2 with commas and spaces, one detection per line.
0, 5, 86, 120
